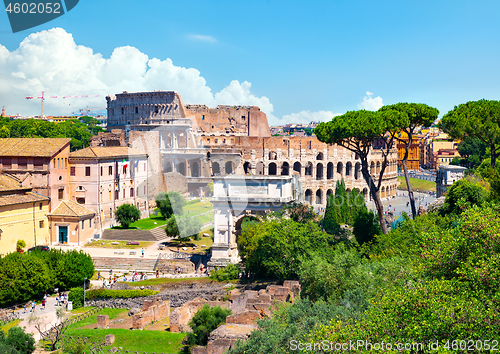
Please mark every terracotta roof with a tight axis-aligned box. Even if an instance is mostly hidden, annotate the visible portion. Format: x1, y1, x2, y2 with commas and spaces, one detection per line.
49, 200, 95, 218
70, 146, 147, 159
0, 191, 49, 207
0, 174, 27, 192
0, 138, 71, 157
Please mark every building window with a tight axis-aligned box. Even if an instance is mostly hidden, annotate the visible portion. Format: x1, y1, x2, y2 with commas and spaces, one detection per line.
123, 166, 127, 174
100, 192, 103, 202
2, 158, 11, 168
39, 203, 43, 210
39, 220, 44, 228
58, 188, 63, 200
130, 187, 134, 197
70, 166, 76, 176
123, 189, 126, 198
34, 158, 43, 168
85, 166, 91, 176
18, 158, 27, 168
121, 107, 124, 114
53, 159, 56, 168
109, 166, 113, 175
215, 139, 218, 144
77, 198, 85, 204
115, 190, 119, 199
135, 106, 139, 114
81, 220, 84, 230
144, 185, 146, 194
100, 166, 103, 176
89, 219, 92, 228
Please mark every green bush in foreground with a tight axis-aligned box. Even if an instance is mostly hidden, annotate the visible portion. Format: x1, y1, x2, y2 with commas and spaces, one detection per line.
186, 305, 232, 346
85, 289, 158, 300
1, 327, 35, 354
209, 263, 240, 282
68, 287, 84, 309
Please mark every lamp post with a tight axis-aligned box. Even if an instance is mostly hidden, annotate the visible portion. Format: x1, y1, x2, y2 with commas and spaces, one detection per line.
83, 277, 87, 307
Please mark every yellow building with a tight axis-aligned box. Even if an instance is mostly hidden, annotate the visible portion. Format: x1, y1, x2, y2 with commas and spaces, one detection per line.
48, 200, 96, 246
396, 131, 420, 171
0, 174, 50, 255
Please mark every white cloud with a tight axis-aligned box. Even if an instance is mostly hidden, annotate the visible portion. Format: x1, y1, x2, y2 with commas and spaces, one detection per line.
357, 91, 383, 111
187, 34, 217, 43
0, 28, 267, 117
272, 110, 340, 126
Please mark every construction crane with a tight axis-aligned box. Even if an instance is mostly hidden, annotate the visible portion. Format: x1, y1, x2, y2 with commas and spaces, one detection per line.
25, 91, 100, 117
78, 106, 107, 117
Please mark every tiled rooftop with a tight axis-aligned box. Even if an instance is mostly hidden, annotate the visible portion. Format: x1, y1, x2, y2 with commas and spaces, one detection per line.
0, 138, 71, 157
49, 200, 95, 218
70, 146, 147, 159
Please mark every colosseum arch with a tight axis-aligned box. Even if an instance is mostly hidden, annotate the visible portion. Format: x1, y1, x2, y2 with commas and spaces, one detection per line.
305, 189, 313, 203
326, 189, 333, 199
327, 162, 334, 180
316, 189, 323, 204
293, 162, 301, 175
370, 161, 375, 174
177, 161, 186, 176
281, 162, 289, 176
190, 161, 200, 177
225, 161, 233, 174
165, 161, 173, 173
381, 186, 386, 198
316, 163, 323, 180
316, 152, 324, 160
337, 162, 343, 176
212, 162, 220, 175
243, 161, 251, 174
363, 187, 369, 200
255, 161, 264, 175
346, 162, 352, 177
355, 162, 361, 180
305, 162, 313, 176
376, 161, 381, 174
269, 162, 277, 175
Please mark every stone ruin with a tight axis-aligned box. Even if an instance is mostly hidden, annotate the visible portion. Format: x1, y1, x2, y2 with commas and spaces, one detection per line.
132, 297, 170, 330
175, 280, 301, 354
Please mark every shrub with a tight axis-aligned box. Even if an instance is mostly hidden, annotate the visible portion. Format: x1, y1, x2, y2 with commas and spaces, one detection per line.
85, 289, 158, 300
0, 253, 52, 307
3, 327, 35, 354
186, 305, 232, 346
16, 240, 26, 251
68, 287, 84, 309
155, 192, 186, 219
440, 178, 487, 215
209, 264, 241, 282
115, 203, 141, 229
352, 209, 381, 245
164, 214, 202, 239
54, 250, 94, 290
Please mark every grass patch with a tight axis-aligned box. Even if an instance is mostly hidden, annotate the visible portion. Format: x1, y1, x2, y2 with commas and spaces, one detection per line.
129, 215, 168, 230
70, 307, 95, 315
123, 277, 209, 287
166, 231, 213, 254
68, 308, 126, 329
0, 319, 20, 333
84, 240, 154, 249
183, 201, 213, 215
65, 328, 186, 353
397, 176, 436, 192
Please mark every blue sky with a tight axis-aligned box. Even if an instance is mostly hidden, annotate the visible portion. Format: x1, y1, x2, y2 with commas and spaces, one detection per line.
1, 0, 500, 124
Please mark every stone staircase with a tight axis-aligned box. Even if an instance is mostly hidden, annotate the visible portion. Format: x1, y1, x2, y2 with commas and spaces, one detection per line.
93, 257, 158, 273
150, 226, 168, 241
102, 227, 168, 242
102, 229, 156, 241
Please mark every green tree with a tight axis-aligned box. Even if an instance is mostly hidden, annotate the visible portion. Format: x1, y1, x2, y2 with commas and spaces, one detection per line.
438, 99, 500, 168
457, 136, 487, 169
2, 327, 35, 354
353, 209, 381, 245
186, 305, 232, 346
164, 214, 202, 239
440, 178, 488, 215
155, 191, 186, 219
275, 202, 316, 223
0, 126, 10, 138
379, 103, 439, 218
115, 203, 141, 229
0, 253, 52, 306
315, 110, 408, 233
55, 250, 94, 290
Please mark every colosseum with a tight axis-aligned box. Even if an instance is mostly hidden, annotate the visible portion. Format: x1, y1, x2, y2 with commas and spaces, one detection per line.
106, 90, 399, 207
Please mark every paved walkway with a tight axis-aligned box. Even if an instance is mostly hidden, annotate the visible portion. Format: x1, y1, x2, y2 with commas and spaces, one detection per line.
16, 296, 63, 341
